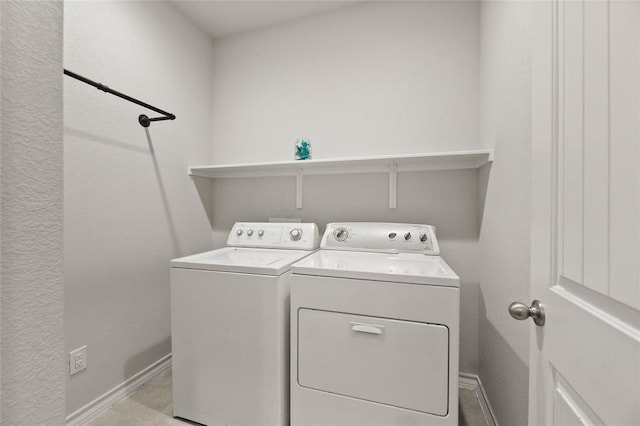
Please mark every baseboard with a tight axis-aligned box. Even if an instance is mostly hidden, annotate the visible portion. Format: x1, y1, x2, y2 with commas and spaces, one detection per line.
459, 372, 499, 426
66, 359, 491, 425
66, 353, 172, 426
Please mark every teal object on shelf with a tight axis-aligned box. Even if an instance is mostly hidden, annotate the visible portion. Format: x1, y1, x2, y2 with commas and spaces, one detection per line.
295, 138, 311, 160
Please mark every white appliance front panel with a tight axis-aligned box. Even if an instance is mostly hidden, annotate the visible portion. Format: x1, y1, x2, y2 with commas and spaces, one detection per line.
171, 268, 289, 426
290, 274, 459, 426
297, 309, 449, 416
292, 250, 459, 287
171, 247, 315, 275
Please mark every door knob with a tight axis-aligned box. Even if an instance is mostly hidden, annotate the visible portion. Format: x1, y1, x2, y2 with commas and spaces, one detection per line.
509, 300, 545, 326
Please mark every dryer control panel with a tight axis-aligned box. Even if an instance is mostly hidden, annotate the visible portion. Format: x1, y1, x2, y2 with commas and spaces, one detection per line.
228, 222, 320, 250
321, 222, 439, 255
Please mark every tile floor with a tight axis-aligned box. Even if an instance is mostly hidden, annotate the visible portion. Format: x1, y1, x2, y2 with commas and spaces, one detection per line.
89, 368, 490, 426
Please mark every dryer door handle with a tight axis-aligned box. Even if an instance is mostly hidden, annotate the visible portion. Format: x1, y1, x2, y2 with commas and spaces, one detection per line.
351, 322, 385, 335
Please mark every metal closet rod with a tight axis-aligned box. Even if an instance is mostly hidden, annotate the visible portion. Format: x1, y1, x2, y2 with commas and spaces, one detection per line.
63, 69, 176, 128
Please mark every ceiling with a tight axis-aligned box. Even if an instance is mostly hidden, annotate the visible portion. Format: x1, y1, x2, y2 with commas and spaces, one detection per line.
170, 1, 359, 39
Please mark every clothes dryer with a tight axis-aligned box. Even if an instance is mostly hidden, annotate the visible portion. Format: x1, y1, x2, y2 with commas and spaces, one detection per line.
290, 222, 459, 426
171, 222, 319, 426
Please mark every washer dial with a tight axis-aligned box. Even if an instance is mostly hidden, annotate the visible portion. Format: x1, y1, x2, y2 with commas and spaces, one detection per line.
290, 228, 303, 241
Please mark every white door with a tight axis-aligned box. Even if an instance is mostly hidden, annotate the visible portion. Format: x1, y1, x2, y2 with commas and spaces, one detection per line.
529, 0, 640, 425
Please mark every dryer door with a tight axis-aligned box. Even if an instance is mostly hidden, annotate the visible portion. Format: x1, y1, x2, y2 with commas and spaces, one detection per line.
297, 308, 449, 416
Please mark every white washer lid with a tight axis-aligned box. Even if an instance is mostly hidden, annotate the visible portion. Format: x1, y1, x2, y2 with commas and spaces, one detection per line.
171, 247, 316, 276
291, 250, 459, 287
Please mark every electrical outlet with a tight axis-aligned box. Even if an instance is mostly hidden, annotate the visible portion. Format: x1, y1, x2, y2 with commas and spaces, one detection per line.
69, 346, 87, 375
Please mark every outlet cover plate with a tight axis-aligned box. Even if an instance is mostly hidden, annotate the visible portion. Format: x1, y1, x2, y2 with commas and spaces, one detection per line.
69, 346, 87, 375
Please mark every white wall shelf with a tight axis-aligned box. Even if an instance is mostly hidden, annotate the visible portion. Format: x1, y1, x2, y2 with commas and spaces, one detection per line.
189, 149, 494, 209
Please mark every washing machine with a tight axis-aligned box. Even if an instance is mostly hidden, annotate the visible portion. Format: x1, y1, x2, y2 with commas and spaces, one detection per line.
290, 222, 460, 426
171, 222, 319, 426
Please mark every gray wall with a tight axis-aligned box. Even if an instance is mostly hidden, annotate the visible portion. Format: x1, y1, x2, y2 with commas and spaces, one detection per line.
0, 1, 65, 423
210, 1, 480, 163
64, 1, 214, 415
208, 1, 482, 375
478, 1, 533, 425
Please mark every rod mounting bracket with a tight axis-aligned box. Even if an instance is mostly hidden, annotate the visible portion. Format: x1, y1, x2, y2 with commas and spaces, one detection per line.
139, 114, 151, 128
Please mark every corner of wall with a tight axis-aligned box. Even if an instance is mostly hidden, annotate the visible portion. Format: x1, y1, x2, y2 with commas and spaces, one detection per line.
477, 0, 533, 424
0, 1, 65, 423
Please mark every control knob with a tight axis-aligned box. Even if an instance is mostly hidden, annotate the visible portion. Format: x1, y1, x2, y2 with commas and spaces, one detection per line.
388, 232, 397, 239
404, 232, 412, 241
334, 227, 348, 242
290, 228, 302, 241
236, 229, 243, 236
419, 233, 428, 243
247, 230, 254, 237
258, 230, 264, 237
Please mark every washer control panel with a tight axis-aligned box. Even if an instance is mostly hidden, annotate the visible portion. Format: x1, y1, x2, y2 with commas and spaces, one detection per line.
321, 223, 439, 255
228, 222, 320, 250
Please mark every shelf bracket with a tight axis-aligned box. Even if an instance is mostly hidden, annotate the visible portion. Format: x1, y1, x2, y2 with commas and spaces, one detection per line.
389, 161, 398, 209
296, 169, 303, 209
